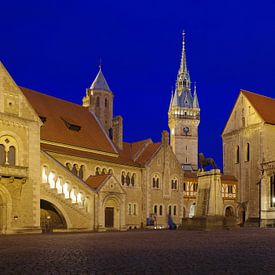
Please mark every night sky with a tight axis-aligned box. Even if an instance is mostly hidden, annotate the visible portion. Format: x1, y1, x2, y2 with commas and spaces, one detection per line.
1, 1, 275, 169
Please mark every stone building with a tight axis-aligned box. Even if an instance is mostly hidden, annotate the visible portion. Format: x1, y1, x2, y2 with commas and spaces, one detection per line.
0, 33, 238, 234
223, 90, 275, 226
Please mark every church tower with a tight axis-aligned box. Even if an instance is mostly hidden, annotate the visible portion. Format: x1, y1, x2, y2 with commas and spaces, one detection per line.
82, 66, 114, 132
168, 32, 200, 170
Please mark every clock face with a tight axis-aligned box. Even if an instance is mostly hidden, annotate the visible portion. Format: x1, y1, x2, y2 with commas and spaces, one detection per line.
183, 127, 190, 135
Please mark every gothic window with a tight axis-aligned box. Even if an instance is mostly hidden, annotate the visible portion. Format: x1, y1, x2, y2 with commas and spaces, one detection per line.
131, 174, 135, 186
126, 173, 131, 186
8, 146, 16, 166
95, 167, 101, 175
173, 205, 177, 216
246, 143, 250, 161
79, 165, 84, 180
121, 172, 126, 185
159, 205, 163, 216
105, 98, 108, 107
236, 146, 240, 163
96, 96, 100, 107
0, 144, 5, 165
72, 164, 78, 176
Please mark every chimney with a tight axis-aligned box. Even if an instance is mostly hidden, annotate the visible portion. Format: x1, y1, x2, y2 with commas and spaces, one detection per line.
112, 115, 123, 150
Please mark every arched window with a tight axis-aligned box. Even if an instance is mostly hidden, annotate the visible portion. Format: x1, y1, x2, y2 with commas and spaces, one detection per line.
8, 146, 16, 165
246, 143, 250, 161
96, 96, 100, 107
173, 205, 177, 216
0, 144, 5, 165
105, 98, 108, 107
154, 205, 157, 215
126, 173, 131, 186
171, 177, 178, 190
236, 146, 240, 163
168, 205, 172, 215
131, 173, 135, 186
159, 205, 163, 216
79, 165, 84, 179
72, 164, 78, 176
108, 169, 113, 175
121, 172, 125, 185
95, 167, 101, 175
152, 174, 160, 189
66, 163, 71, 170
102, 168, 107, 175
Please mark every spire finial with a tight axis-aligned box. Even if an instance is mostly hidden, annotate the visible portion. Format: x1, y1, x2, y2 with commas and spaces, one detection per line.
99, 58, 102, 70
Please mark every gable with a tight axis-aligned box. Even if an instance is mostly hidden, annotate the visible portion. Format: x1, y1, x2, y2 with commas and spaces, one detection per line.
0, 62, 40, 122
222, 91, 263, 136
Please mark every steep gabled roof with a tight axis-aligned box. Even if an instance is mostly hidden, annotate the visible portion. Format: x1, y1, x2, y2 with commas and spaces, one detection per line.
241, 89, 275, 125
90, 68, 111, 92
21, 87, 117, 155
135, 142, 162, 165
86, 174, 110, 190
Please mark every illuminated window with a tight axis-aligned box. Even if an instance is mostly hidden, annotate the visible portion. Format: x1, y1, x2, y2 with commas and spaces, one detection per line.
228, 185, 233, 194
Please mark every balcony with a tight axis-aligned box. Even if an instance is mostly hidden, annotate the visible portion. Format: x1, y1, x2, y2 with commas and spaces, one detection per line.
0, 165, 28, 179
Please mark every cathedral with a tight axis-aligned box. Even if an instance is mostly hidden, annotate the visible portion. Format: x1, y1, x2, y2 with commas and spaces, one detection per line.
0, 33, 245, 234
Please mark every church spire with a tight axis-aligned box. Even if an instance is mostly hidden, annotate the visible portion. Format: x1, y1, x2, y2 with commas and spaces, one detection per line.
176, 31, 190, 95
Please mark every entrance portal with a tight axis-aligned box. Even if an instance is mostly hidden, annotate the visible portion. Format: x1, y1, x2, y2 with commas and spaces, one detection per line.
225, 206, 234, 217
40, 200, 67, 233
105, 207, 114, 228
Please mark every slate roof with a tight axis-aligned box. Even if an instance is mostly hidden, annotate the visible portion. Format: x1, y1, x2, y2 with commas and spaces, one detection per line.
242, 89, 275, 125
90, 68, 111, 92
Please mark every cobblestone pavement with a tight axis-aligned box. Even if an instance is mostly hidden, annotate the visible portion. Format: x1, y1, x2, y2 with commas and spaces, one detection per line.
0, 228, 275, 274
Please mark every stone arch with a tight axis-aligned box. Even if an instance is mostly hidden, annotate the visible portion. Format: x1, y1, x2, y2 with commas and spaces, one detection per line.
0, 185, 12, 234
103, 195, 122, 230
224, 205, 235, 217
40, 196, 72, 230
189, 202, 196, 218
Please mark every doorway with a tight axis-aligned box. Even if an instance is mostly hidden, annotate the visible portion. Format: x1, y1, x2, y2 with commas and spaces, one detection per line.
105, 207, 114, 228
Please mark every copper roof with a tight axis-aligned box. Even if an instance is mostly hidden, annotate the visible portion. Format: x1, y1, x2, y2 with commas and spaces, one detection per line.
86, 174, 110, 190
242, 89, 275, 125
21, 87, 117, 155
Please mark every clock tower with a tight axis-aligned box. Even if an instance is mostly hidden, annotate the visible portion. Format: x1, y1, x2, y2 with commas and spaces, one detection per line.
168, 32, 200, 170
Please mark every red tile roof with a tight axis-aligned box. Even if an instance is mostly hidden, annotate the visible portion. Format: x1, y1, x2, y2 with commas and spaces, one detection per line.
20, 87, 117, 155
135, 142, 162, 165
86, 174, 110, 190
242, 89, 275, 125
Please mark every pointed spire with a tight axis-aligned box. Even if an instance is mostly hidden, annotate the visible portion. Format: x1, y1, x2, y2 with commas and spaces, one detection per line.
193, 82, 200, 108
90, 66, 111, 92
179, 30, 187, 75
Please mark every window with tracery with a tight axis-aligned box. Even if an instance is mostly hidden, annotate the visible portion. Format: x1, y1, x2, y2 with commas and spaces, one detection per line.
0, 136, 18, 166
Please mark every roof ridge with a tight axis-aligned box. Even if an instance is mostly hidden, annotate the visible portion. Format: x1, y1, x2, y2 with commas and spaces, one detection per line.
241, 89, 275, 101
20, 86, 86, 110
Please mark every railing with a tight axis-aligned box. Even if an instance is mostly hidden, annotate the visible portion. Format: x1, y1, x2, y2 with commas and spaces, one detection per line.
0, 165, 28, 178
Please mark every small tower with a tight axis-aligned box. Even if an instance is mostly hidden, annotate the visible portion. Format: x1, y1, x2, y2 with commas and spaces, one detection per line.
82, 66, 113, 132
168, 32, 200, 170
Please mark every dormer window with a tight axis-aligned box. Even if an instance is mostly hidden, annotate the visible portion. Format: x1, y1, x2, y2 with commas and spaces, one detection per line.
61, 117, 81, 132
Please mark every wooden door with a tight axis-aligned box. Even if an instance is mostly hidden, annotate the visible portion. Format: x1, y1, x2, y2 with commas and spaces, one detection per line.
105, 207, 114, 228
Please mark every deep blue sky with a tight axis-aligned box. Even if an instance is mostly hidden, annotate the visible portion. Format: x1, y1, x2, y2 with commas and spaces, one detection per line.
1, 1, 275, 169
